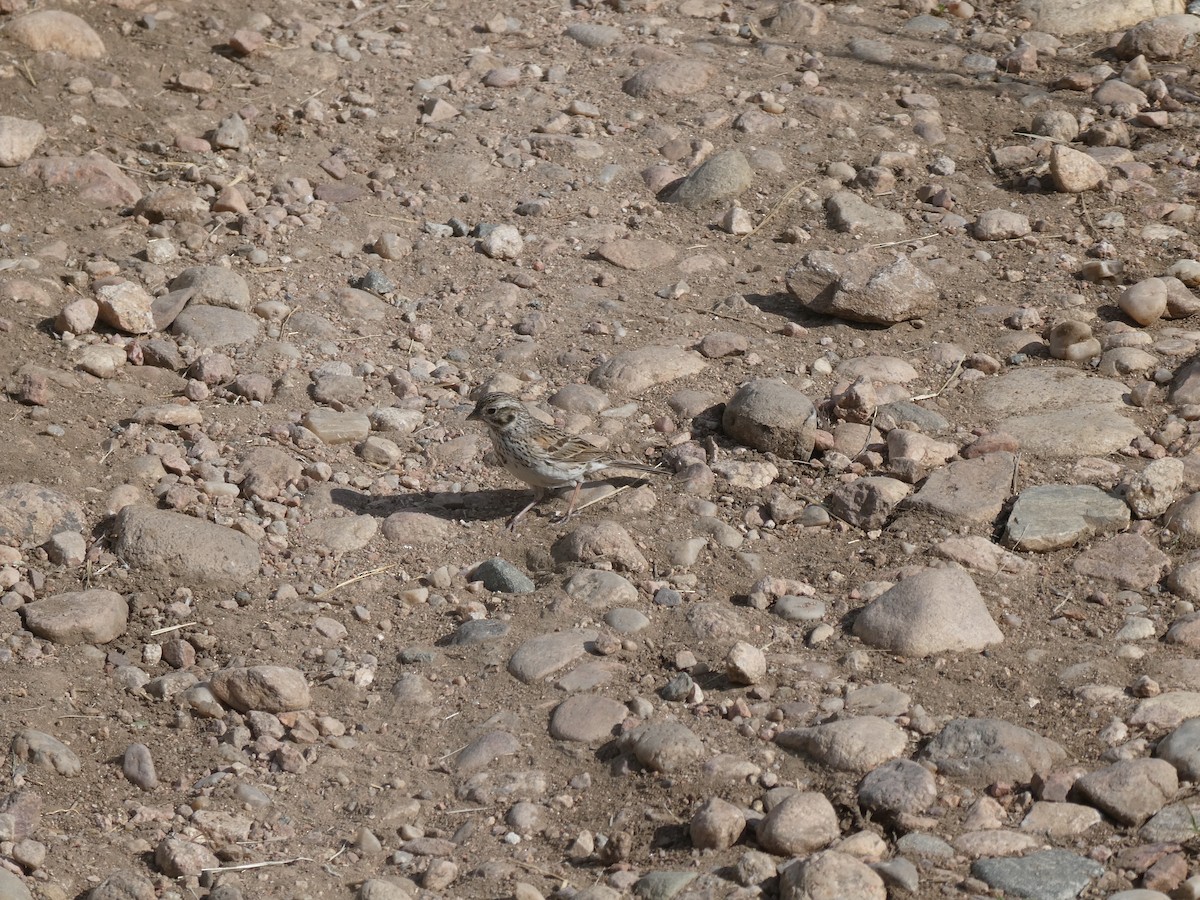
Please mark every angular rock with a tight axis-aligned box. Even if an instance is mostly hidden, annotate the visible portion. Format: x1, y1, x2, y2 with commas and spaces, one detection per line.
1071, 532, 1170, 590
787, 250, 939, 325
1071, 759, 1178, 825
11, 730, 81, 777
661, 150, 753, 208
905, 453, 1015, 525
852, 566, 1003, 656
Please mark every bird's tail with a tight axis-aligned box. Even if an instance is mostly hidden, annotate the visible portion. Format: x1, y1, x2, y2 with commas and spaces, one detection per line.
609, 459, 669, 476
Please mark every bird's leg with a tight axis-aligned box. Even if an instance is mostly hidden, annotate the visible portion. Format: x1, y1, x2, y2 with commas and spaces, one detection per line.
553, 480, 585, 525
506, 487, 545, 531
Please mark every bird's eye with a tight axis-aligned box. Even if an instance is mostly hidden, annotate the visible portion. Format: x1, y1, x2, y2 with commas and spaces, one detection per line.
486, 406, 498, 415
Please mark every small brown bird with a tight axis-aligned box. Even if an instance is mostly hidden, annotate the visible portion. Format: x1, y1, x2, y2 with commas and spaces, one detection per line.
468, 391, 664, 529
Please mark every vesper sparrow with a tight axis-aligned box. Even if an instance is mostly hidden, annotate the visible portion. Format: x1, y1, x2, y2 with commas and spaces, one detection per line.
468, 391, 664, 529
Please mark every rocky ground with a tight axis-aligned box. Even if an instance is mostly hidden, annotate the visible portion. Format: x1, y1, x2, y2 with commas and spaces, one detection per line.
2, 0, 1200, 898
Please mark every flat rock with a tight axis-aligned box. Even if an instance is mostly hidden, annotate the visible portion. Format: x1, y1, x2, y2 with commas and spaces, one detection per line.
775, 716, 907, 773
303, 515, 378, 554
920, 717, 1066, 786
303, 409, 372, 444
622, 58, 714, 98
112, 507, 260, 589
169, 266, 252, 311
1071, 532, 1170, 590
20, 154, 142, 207
905, 453, 1015, 525
999, 405, 1141, 458
787, 250, 938, 324
549, 694, 628, 742
508, 629, 598, 683
974, 367, 1126, 414
1003, 484, 1130, 551
454, 731, 520, 775
589, 346, 705, 395
935, 535, 1030, 575
972, 849, 1102, 900
21, 590, 127, 645
594, 238, 676, 271
171, 305, 260, 348
1129, 691, 1200, 729
208, 665, 311, 713
852, 566, 1003, 656
825, 192, 906, 236
0, 482, 86, 548
1019, 801, 1102, 837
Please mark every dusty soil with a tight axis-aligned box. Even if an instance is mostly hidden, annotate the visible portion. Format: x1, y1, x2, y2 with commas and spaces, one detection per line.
1, 0, 1200, 897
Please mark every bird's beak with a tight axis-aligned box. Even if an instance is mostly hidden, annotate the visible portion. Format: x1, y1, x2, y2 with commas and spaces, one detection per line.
466, 408, 480, 421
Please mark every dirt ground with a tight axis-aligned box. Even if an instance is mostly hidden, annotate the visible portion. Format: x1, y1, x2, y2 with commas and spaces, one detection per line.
1, 0, 1200, 897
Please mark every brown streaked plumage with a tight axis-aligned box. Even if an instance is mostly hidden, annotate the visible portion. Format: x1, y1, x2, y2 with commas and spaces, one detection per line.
468, 391, 663, 530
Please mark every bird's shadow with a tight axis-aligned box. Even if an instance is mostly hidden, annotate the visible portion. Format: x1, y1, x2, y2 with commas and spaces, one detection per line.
330, 476, 654, 527
330, 485, 527, 523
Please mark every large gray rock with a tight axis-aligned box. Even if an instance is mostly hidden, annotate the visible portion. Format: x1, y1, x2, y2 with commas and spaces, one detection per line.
722, 379, 817, 459
661, 150, 753, 208
112, 507, 260, 589
1017, 0, 1182, 35
920, 718, 1066, 786
852, 567, 1003, 656
1003, 484, 1130, 551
